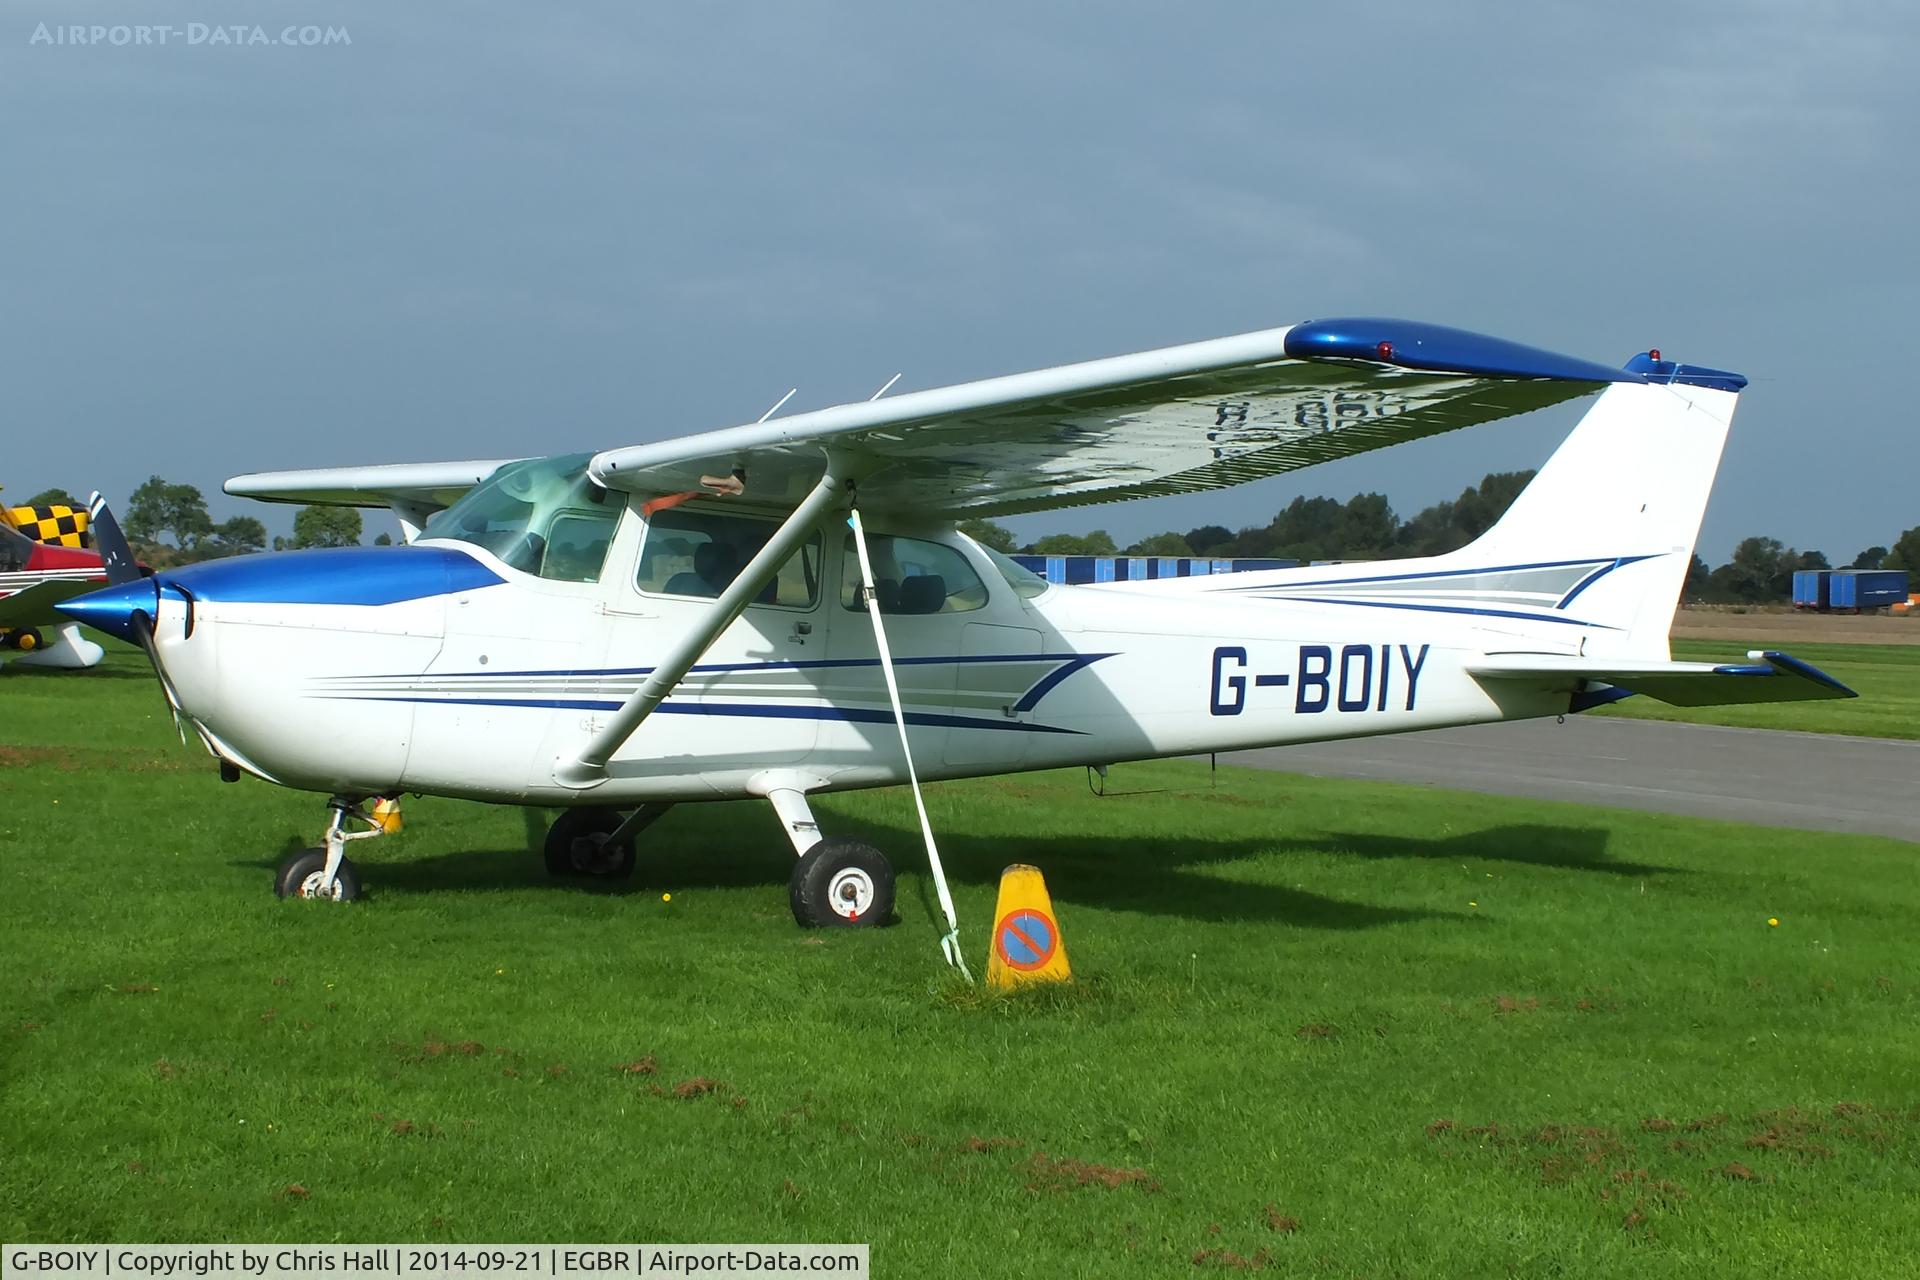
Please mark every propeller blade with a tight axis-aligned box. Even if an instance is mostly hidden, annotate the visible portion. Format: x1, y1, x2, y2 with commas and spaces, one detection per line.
85, 492, 142, 586
73, 493, 184, 725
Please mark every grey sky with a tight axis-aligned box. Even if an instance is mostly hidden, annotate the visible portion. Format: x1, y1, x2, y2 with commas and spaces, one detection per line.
5, 1, 1914, 562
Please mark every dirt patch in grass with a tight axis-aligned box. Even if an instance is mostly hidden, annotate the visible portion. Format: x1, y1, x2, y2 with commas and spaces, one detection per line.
1672, 608, 1920, 646
1191, 1245, 1278, 1270
1263, 1205, 1300, 1233
671, 1077, 723, 1100
1492, 996, 1540, 1015
395, 1039, 493, 1064
1745, 1108, 1837, 1161
0, 744, 193, 772
1295, 1023, 1339, 1041
1019, 1151, 1160, 1194
614, 1056, 658, 1076
1433, 1101, 1913, 1213
960, 1136, 1026, 1154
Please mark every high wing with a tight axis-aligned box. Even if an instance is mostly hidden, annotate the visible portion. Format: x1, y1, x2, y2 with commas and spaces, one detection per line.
224, 459, 518, 511
221, 319, 1648, 522
1468, 651, 1857, 707
587, 318, 1644, 517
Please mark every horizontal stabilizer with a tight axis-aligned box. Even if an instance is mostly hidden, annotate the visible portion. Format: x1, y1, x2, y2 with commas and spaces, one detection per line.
1468, 650, 1856, 708
225, 459, 517, 510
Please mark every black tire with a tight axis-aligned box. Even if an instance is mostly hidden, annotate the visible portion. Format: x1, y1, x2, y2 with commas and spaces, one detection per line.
274, 847, 362, 901
4, 629, 42, 652
544, 807, 636, 879
789, 838, 894, 928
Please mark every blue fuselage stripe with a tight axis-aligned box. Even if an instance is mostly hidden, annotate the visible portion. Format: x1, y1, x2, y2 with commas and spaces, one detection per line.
1256, 596, 1613, 628
340, 694, 1081, 734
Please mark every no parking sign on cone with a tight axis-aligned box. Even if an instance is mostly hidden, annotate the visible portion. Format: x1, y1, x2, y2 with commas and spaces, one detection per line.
986, 864, 1071, 991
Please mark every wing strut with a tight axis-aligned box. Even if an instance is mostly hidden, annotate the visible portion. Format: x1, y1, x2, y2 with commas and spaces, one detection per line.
846, 506, 974, 983
554, 464, 851, 789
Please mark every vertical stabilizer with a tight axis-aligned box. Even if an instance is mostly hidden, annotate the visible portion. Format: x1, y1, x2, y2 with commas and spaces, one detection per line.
1135, 358, 1744, 661
1459, 378, 1739, 657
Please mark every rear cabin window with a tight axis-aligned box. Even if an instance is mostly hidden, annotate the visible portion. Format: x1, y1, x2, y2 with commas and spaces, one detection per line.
637, 507, 823, 609
840, 533, 987, 614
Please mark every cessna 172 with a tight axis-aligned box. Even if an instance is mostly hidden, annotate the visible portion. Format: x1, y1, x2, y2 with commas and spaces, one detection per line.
62, 317, 1851, 940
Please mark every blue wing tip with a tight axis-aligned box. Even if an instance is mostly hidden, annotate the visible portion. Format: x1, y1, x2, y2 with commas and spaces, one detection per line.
1757, 650, 1857, 697
1280, 318, 1748, 393
1284, 317, 1639, 385
1621, 351, 1748, 392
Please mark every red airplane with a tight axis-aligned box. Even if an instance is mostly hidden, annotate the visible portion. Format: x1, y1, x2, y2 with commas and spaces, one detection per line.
0, 509, 113, 669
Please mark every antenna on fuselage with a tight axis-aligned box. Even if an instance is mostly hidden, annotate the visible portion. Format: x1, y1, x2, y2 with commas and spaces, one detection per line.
869, 373, 902, 401
757, 388, 798, 423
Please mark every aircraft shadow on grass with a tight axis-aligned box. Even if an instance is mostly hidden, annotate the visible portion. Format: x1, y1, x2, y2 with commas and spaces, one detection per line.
1, 663, 154, 682
1283, 824, 1679, 879
236, 810, 1670, 931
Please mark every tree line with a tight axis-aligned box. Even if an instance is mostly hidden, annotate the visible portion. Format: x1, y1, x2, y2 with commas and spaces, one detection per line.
960, 471, 1919, 606
27, 474, 1917, 606
22, 479, 382, 567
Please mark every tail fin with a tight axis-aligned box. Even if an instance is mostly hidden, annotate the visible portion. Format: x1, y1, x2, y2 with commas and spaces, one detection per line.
1457, 375, 1740, 656
1152, 358, 1743, 660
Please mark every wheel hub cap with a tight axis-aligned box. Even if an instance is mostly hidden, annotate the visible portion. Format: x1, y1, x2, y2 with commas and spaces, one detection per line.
826, 868, 874, 919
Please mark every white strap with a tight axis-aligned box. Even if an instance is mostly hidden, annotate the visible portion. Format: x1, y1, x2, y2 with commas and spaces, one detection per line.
847, 508, 973, 982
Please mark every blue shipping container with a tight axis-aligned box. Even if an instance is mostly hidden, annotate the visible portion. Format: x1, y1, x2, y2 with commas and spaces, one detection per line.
1829, 569, 1909, 611
1009, 554, 1302, 585
1792, 569, 1831, 609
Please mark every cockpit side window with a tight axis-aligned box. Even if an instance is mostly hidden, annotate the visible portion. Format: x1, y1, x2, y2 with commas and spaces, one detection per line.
840, 532, 988, 614
419, 454, 620, 583
0, 523, 32, 573
637, 506, 822, 609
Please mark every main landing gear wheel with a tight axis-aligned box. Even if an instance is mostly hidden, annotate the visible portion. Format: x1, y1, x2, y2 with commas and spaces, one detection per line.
544, 807, 637, 880
789, 837, 895, 928
4, 629, 41, 652
275, 848, 363, 901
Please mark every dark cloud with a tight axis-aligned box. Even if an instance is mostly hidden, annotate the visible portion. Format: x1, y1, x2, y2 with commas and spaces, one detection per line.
5, 0, 1914, 559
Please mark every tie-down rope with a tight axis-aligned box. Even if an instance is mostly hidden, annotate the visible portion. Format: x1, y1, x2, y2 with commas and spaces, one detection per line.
846, 507, 973, 982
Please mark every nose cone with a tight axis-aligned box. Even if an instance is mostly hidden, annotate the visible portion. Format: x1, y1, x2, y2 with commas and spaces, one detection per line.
57, 578, 158, 643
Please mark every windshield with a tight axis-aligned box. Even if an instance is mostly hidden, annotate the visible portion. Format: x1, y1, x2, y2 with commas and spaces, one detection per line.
420, 454, 620, 582
974, 541, 1050, 599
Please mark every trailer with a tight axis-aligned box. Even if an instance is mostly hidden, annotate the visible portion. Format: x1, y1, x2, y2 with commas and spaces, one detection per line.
1792, 568, 1832, 610
1828, 568, 1911, 612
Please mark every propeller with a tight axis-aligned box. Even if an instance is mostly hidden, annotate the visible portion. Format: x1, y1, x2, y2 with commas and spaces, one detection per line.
73, 493, 187, 721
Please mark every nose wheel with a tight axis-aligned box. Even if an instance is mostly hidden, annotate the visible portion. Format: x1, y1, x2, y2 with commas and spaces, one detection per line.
275, 848, 363, 901
274, 795, 391, 901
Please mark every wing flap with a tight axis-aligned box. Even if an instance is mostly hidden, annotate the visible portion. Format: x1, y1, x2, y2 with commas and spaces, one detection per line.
1469, 650, 1857, 707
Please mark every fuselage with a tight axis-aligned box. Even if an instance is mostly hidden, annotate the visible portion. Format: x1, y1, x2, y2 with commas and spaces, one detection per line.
71, 492, 1573, 804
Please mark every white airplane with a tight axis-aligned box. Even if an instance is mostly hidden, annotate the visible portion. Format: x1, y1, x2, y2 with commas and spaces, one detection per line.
63, 318, 1851, 942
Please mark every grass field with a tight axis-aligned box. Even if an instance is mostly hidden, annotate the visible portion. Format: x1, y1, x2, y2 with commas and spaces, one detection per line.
4, 655, 1918, 1276
1600, 640, 1920, 740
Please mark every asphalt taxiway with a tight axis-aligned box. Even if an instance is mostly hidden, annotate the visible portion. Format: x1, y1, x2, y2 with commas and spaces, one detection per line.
1225, 716, 1920, 842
